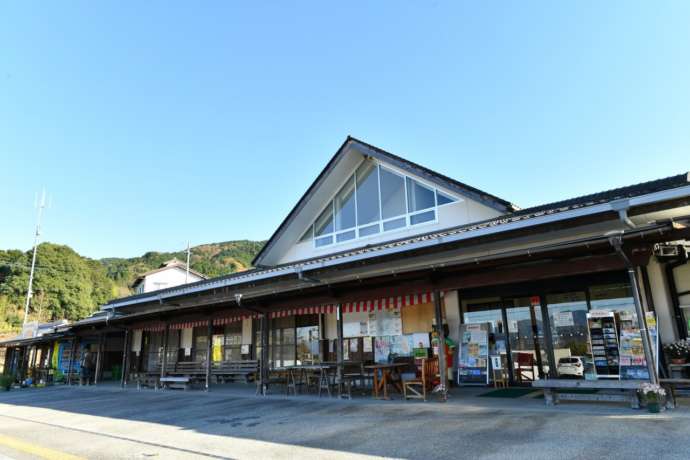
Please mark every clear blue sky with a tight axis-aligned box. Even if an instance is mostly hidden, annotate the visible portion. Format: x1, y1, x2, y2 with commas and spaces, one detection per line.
1, 2, 689, 259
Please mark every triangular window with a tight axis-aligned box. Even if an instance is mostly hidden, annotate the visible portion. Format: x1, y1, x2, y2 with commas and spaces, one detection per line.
301, 160, 461, 248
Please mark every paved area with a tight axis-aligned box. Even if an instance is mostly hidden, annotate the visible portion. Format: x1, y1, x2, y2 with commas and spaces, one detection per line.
0, 384, 689, 459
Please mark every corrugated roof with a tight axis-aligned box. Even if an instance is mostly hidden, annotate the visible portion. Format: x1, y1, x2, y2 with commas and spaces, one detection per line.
104, 171, 690, 309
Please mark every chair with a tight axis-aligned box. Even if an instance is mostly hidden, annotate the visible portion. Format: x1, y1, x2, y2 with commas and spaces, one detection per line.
515, 352, 535, 383
403, 357, 439, 401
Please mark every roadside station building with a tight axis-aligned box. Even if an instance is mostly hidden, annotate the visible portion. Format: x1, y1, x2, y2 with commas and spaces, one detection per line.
2, 137, 690, 397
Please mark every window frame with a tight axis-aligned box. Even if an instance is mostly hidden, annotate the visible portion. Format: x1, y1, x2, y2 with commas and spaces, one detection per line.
303, 159, 460, 249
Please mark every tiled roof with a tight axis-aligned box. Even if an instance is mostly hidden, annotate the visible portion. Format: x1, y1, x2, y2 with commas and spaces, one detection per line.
104, 171, 689, 308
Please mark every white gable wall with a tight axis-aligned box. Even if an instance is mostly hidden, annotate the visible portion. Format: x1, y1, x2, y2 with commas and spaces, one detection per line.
275, 167, 502, 266
138, 267, 204, 294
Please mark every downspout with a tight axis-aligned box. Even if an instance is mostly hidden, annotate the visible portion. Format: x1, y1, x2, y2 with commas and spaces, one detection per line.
610, 231, 659, 384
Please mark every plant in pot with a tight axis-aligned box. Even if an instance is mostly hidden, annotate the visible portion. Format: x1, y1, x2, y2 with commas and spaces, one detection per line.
664, 340, 690, 364
0, 374, 14, 391
639, 383, 666, 413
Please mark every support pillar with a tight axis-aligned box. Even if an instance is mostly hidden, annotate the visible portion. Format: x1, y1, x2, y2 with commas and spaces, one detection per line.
336, 304, 344, 394
433, 290, 447, 401
205, 318, 213, 391
628, 267, 659, 384
160, 323, 170, 381
94, 333, 105, 385
259, 314, 269, 395
120, 329, 130, 388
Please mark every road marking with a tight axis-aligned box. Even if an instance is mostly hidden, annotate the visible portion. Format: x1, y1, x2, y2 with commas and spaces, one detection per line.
0, 434, 84, 460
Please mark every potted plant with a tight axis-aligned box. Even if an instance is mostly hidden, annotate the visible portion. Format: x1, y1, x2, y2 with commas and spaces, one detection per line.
0, 374, 14, 391
639, 383, 666, 413
664, 340, 690, 364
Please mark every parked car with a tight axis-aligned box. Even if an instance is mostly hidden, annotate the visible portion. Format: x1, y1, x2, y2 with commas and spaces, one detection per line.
557, 356, 584, 378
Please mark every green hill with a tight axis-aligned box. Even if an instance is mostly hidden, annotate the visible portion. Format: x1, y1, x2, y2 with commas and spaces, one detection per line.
0, 240, 264, 332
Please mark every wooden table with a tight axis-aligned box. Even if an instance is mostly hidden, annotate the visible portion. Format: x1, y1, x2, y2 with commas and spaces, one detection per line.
280, 364, 335, 397
365, 363, 407, 400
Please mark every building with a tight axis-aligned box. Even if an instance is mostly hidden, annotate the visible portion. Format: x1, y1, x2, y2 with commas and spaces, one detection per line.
2, 137, 689, 397
132, 259, 206, 294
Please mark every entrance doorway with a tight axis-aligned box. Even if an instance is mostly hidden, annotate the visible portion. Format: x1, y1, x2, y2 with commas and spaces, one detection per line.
464, 296, 548, 385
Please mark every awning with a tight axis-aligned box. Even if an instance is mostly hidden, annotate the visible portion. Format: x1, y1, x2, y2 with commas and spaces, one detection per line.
268, 291, 438, 318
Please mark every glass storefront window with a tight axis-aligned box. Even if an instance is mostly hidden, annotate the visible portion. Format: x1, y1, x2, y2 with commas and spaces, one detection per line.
589, 284, 636, 326
224, 323, 242, 361
546, 292, 590, 368
464, 305, 508, 363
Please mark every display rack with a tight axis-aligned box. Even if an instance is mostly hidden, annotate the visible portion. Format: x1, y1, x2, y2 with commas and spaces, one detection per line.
586, 311, 619, 379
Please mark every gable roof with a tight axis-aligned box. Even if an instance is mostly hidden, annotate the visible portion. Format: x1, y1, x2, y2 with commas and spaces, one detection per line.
131, 259, 207, 288
252, 136, 518, 267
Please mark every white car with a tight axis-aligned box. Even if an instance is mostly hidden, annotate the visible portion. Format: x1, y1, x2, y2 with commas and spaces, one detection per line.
557, 357, 584, 378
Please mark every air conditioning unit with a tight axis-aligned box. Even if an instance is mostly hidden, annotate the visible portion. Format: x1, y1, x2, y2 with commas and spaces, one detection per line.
654, 244, 688, 260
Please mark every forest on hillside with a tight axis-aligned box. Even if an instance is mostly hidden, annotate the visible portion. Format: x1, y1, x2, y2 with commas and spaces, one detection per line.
0, 240, 264, 332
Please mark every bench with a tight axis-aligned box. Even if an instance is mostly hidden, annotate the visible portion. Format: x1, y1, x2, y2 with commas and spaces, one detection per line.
134, 372, 162, 390
159, 376, 192, 390
213, 360, 258, 383
660, 378, 690, 408
532, 379, 645, 409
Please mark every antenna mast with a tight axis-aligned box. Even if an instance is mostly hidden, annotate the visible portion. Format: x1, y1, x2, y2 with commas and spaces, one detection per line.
185, 241, 191, 283
23, 190, 47, 328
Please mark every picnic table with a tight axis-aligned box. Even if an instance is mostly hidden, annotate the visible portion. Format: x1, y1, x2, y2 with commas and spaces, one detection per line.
365, 363, 407, 400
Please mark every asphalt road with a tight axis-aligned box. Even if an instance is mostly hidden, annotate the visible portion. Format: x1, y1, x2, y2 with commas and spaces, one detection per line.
0, 384, 688, 459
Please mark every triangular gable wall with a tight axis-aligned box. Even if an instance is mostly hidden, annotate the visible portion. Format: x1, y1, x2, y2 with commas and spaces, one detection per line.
254, 137, 515, 267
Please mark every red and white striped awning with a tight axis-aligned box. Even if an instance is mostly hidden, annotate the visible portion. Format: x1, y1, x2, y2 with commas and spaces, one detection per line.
269, 304, 336, 319
212, 313, 261, 326
268, 291, 437, 318
132, 323, 165, 332
342, 291, 435, 313
170, 320, 208, 330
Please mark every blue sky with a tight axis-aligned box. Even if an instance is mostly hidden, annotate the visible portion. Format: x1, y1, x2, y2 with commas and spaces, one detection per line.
1, 2, 689, 259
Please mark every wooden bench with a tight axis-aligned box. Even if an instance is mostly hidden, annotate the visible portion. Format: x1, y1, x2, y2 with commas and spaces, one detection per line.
159, 376, 191, 390
134, 372, 161, 390
660, 378, 690, 408
213, 360, 258, 383
165, 361, 207, 389
532, 379, 645, 409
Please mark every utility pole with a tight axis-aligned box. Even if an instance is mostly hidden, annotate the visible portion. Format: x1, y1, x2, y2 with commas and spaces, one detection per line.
23, 190, 47, 329
185, 241, 191, 283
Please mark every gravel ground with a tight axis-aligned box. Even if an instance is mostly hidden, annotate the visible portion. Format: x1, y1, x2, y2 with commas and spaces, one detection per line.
0, 384, 688, 459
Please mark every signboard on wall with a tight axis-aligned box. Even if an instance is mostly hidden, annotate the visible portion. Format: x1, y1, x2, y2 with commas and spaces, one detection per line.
343, 309, 402, 338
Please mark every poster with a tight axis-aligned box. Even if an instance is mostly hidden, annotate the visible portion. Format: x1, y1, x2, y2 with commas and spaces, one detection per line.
412, 333, 430, 348
212, 335, 223, 362
457, 323, 490, 385
554, 312, 574, 328
343, 309, 402, 338
363, 338, 373, 353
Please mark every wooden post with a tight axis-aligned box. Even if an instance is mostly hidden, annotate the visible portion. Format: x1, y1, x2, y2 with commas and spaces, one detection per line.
259, 314, 269, 395
94, 333, 105, 385
160, 323, 170, 381
336, 303, 344, 395
120, 329, 130, 388
66, 338, 78, 385
205, 318, 213, 391
433, 290, 447, 401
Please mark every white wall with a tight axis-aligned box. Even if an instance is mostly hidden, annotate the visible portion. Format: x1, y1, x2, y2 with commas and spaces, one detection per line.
141, 267, 204, 293
445, 291, 461, 346
646, 257, 678, 344
277, 197, 501, 265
